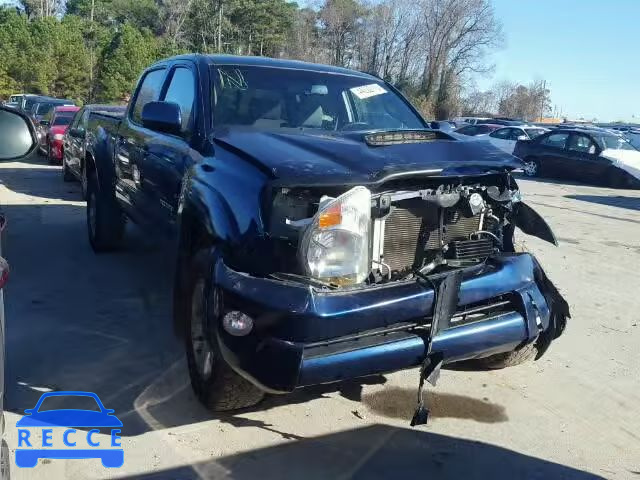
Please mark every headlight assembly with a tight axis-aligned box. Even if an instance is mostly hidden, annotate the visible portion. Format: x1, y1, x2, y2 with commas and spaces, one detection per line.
300, 186, 371, 286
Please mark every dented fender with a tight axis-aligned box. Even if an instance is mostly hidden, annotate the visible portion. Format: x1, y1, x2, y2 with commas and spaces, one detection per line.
512, 202, 557, 246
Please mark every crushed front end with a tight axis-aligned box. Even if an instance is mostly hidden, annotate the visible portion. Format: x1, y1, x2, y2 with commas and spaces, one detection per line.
212, 170, 570, 395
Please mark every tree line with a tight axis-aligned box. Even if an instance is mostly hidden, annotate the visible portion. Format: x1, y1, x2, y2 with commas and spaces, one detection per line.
0, 0, 551, 120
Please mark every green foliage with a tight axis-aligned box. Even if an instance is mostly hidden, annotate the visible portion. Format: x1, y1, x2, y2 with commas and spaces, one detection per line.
0, 0, 299, 103
97, 24, 159, 102
66, 0, 160, 31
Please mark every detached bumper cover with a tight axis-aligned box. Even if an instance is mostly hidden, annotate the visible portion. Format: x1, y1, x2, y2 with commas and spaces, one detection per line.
212, 253, 567, 393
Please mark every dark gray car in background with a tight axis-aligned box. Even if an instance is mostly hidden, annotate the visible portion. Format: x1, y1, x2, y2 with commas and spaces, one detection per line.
62, 104, 125, 198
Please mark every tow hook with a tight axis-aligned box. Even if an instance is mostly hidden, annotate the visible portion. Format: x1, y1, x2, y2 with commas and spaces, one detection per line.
411, 270, 462, 426
411, 353, 443, 426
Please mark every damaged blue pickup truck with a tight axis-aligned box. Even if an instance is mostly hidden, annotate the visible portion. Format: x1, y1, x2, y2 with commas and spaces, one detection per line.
85, 55, 569, 419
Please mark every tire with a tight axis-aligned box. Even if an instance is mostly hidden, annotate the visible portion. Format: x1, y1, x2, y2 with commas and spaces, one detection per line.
473, 342, 539, 369
62, 158, 74, 182
522, 157, 540, 177
185, 249, 265, 411
86, 171, 125, 252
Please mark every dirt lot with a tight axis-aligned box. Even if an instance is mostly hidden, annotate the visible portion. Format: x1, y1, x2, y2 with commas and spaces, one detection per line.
1, 153, 639, 479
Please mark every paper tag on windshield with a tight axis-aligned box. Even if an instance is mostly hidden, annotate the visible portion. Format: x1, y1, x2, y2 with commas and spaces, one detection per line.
350, 84, 387, 99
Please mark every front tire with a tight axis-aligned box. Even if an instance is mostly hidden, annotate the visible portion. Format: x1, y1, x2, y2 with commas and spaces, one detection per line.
473, 342, 539, 369
185, 249, 265, 411
86, 172, 125, 252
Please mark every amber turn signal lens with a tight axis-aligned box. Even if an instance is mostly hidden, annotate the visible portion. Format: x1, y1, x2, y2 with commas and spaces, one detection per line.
318, 204, 342, 229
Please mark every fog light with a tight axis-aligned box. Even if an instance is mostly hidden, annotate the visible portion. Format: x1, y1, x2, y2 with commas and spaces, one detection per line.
222, 311, 253, 336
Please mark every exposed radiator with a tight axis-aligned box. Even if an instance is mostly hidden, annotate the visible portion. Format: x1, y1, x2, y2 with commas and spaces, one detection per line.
381, 198, 482, 273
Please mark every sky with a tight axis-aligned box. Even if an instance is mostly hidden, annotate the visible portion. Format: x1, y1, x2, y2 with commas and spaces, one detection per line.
477, 0, 640, 122
3, 0, 638, 121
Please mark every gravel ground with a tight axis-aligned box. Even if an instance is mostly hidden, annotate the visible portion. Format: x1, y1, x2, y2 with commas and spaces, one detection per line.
1, 154, 639, 479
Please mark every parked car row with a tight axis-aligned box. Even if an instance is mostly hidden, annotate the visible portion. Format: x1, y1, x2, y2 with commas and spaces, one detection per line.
453, 123, 549, 154
3, 93, 79, 163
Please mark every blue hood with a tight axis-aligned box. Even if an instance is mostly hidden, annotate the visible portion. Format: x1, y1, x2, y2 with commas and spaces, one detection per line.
213, 128, 523, 186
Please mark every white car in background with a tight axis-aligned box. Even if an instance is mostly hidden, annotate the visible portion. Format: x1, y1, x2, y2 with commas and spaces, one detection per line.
486, 125, 549, 154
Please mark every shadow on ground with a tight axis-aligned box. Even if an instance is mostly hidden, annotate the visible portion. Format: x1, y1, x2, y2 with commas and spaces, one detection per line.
0, 153, 78, 202
565, 194, 640, 212
118, 424, 604, 480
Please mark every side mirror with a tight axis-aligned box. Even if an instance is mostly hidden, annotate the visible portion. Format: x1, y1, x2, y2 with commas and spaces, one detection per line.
588, 145, 597, 155
39, 119, 50, 127
0, 106, 37, 160
517, 135, 528, 141
69, 127, 85, 139
141, 101, 182, 136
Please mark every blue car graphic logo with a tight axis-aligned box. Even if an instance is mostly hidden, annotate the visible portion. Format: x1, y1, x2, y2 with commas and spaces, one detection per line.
15, 391, 124, 468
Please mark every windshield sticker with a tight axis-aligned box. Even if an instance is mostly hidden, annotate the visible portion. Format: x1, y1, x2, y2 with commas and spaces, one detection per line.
350, 84, 387, 99
218, 68, 248, 90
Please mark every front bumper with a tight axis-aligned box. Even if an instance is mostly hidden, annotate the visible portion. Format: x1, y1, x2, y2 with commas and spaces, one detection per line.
212, 253, 565, 393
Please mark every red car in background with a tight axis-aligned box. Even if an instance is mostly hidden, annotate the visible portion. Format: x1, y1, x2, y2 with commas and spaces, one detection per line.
40, 105, 80, 163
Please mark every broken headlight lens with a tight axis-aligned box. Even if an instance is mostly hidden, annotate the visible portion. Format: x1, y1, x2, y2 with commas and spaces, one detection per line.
301, 186, 371, 286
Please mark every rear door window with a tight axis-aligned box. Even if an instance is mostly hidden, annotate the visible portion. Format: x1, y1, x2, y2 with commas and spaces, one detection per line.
131, 68, 166, 124
525, 128, 546, 139
540, 132, 569, 148
567, 134, 595, 153
490, 128, 511, 139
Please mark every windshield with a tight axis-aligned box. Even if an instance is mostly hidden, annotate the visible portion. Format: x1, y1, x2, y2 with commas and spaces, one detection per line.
525, 128, 546, 138
52, 113, 74, 126
598, 134, 636, 151
212, 65, 424, 131
36, 103, 54, 115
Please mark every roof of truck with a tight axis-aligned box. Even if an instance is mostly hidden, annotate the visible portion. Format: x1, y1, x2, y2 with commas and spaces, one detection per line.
160, 54, 378, 80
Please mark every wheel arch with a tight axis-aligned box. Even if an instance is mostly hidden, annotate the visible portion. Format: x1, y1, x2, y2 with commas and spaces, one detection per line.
173, 191, 237, 337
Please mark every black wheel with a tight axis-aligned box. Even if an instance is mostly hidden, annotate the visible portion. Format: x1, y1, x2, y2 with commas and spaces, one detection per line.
86, 172, 125, 252
46, 142, 53, 164
473, 342, 539, 369
185, 249, 265, 411
62, 158, 74, 182
522, 157, 540, 177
